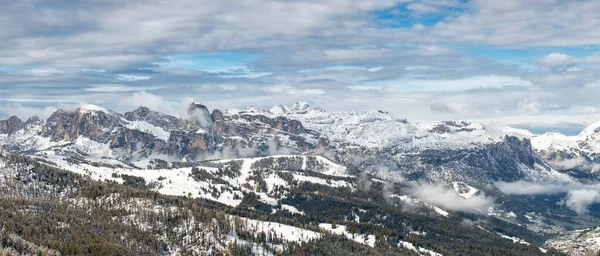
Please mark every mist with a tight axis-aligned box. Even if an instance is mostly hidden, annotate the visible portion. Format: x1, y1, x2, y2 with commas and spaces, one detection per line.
496, 181, 600, 214
407, 183, 494, 214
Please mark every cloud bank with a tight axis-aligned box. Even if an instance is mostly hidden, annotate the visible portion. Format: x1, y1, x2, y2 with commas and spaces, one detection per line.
408, 183, 494, 214
496, 181, 600, 214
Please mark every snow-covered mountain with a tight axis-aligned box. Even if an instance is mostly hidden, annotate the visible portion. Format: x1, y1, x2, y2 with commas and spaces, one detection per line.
0, 100, 591, 186
4, 101, 600, 255
505, 121, 600, 174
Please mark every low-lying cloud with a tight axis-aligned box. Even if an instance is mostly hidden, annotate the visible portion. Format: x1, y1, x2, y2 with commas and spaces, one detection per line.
496, 181, 600, 214
547, 157, 600, 172
408, 183, 494, 214
563, 189, 600, 214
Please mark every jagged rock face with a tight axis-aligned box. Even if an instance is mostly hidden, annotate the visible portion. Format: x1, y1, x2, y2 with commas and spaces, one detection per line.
25, 115, 41, 126
0, 116, 25, 134
2, 101, 581, 185
337, 136, 544, 185
166, 130, 213, 159
124, 107, 183, 131
31, 103, 313, 159
211, 109, 228, 135
41, 110, 76, 141
42, 109, 123, 142
238, 114, 305, 135
500, 136, 536, 168
110, 128, 167, 156
429, 121, 476, 134
186, 102, 213, 131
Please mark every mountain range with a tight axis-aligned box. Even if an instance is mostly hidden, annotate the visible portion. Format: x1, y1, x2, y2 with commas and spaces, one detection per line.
2, 101, 600, 255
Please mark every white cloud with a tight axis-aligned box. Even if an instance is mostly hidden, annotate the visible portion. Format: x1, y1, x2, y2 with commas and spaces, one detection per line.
408, 183, 494, 213
368, 75, 533, 92
539, 53, 577, 66
120, 91, 179, 116
496, 181, 600, 214
18, 68, 65, 77
495, 181, 575, 195
264, 85, 325, 95
115, 74, 151, 81
1, 0, 600, 130
406, 2, 440, 14
0, 104, 58, 121
218, 85, 238, 91
562, 189, 600, 214
288, 89, 326, 95
86, 84, 163, 93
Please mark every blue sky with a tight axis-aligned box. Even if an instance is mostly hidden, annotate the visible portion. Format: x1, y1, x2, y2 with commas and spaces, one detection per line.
1, 0, 600, 134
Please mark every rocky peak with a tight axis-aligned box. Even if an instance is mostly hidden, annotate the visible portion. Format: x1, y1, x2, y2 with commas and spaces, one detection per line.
211, 109, 229, 137
42, 107, 124, 142
577, 121, 600, 153
0, 116, 25, 134
211, 109, 224, 122
188, 101, 210, 116
186, 101, 213, 131
501, 135, 536, 168
77, 104, 115, 116
268, 105, 289, 115
428, 121, 477, 134
125, 107, 182, 131
124, 107, 151, 121
290, 101, 312, 114
25, 115, 42, 125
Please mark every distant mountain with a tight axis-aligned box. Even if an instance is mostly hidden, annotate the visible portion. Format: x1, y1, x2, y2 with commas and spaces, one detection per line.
506, 121, 600, 177
3, 101, 600, 255
0, 101, 589, 186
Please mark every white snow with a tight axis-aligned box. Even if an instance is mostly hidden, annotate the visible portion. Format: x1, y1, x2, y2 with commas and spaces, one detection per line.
125, 121, 171, 141
72, 136, 114, 158
452, 182, 479, 199
390, 194, 450, 217
432, 206, 449, 217
292, 173, 351, 188
231, 102, 505, 150
578, 121, 600, 153
79, 104, 111, 114
531, 132, 579, 152
236, 216, 321, 243
496, 233, 530, 245
281, 204, 304, 215
318, 223, 376, 247
398, 240, 443, 256
40, 155, 244, 207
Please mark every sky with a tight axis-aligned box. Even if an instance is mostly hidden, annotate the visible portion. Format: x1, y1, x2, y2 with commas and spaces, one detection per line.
2, 0, 600, 135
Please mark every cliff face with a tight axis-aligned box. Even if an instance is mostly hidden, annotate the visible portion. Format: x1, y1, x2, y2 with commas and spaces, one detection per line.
29, 102, 312, 160
0, 101, 584, 185
41, 107, 124, 142
0, 116, 25, 135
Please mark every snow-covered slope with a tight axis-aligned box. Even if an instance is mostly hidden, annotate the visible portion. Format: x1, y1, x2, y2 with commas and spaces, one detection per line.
505, 121, 600, 172
262, 101, 500, 149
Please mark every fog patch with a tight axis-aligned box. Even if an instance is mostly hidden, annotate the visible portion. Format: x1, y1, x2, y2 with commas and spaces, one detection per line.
496, 181, 600, 214
373, 164, 404, 183
547, 156, 600, 172
267, 139, 293, 156
495, 181, 576, 195
357, 172, 373, 192
122, 91, 178, 116
0, 103, 59, 121
408, 183, 494, 214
